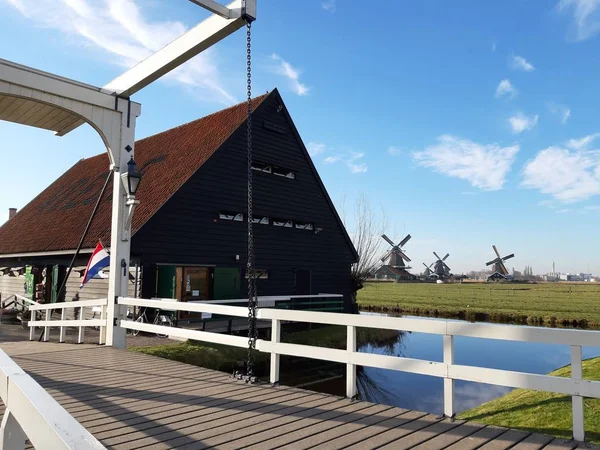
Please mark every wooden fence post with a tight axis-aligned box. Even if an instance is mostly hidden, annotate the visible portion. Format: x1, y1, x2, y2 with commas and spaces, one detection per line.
270, 319, 280, 385
444, 334, 455, 418
571, 345, 584, 441
346, 325, 357, 399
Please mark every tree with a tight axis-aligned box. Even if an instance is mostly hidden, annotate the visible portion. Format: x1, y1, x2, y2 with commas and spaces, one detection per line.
340, 194, 388, 305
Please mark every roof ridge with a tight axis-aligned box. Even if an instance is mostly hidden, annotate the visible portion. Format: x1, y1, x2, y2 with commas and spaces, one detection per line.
135, 92, 270, 145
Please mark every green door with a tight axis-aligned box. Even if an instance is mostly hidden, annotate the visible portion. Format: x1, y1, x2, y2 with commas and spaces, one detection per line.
156, 266, 176, 298
214, 268, 240, 300
51, 265, 59, 303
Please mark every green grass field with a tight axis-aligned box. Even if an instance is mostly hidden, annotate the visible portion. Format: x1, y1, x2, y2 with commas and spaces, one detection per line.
357, 281, 600, 328
458, 357, 600, 444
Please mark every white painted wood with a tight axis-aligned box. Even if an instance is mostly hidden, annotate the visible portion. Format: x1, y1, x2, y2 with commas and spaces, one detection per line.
0, 410, 27, 450
119, 297, 250, 317
270, 319, 281, 384
78, 307, 85, 344
99, 305, 106, 345
571, 345, 584, 441
43, 310, 50, 342
0, 349, 105, 449
59, 309, 67, 343
346, 325, 357, 398
103, 0, 251, 97
29, 319, 105, 328
443, 335, 455, 418
120, 319, 248, 348
29, 298, 107, 310
257, 308, 449, 335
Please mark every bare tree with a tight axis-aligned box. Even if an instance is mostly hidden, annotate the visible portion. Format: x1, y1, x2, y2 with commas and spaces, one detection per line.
341, 194, 388, 304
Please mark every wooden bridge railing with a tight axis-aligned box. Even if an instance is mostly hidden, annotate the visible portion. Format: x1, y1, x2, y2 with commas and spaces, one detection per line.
0, 349, 105, 449
28, 298, 108, 344
117, 296, 600, 442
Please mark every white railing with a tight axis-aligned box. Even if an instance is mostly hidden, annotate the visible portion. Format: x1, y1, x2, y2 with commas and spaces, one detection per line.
193, 294, 344, 308
0, 349, 105, 449
28, 298, 108, 345
117, 296, 600, 442
0, 294, 38, 310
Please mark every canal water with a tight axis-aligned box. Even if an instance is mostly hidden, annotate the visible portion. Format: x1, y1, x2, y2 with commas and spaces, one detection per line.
284, 314, 600, 416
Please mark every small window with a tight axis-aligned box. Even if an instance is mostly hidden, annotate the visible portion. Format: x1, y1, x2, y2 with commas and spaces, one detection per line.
245, 269, 268, 279
273, 219, 293, 228
272, 166, 295, 179
219, 212, 243, 222
252, 216, 269, 225
251, 162, 272, 173
295, 222, 314, 231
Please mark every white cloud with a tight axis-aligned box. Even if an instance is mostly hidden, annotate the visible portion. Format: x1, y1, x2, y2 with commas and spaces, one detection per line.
412, 135, 519, 191
271, 54, 310, 96
2, 0, 236, 105
307, 142, 327, 157
566, 133, 600, 150
321, 0, 336, 12
509, 113, 538, 133
491, 42, 497, 52
558, 0, 600, 41
387, 146, 402, 156
495, 79, 517, 99
522, 147, 600, 203
323, 152, 367, 173
510, 55, 535, 72
547, 103, 571, 124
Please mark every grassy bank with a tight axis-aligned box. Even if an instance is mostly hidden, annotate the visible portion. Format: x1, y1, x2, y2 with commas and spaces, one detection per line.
131, 325, 400, 376
358, 282, 600, 328
458, 357, 600, 444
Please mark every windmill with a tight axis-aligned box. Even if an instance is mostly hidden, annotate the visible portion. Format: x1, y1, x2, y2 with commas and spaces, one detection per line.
381, 234, 411, 269
432, 252, 451, 278
486, 245, 515, 279
422, 262, 434, 278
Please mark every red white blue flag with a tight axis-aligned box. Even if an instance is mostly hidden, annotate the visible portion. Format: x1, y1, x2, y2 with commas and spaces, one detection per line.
80, 242, 110, 288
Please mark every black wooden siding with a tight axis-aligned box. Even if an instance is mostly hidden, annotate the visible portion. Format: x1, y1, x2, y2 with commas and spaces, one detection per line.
131, 91, 356, 309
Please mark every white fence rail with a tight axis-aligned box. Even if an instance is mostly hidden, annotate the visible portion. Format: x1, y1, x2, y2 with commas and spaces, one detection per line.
0, 294, 38, 310
0, 349, 105, 449
118, 296, 600, 442
28, 298, 108, 345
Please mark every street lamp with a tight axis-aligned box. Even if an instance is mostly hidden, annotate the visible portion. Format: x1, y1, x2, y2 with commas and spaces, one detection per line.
120, 156, 142, 240
121, 157, 142, 199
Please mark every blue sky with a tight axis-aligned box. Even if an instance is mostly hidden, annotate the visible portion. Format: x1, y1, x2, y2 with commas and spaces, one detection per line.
1, 0, 600, 274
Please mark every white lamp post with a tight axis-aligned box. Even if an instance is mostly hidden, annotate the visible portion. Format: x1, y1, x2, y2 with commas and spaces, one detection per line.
120, 156, 142, 239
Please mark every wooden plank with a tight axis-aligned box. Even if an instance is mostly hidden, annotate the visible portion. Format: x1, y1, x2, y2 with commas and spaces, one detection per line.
196, 399, 372, 450
378, 418, 466, 449
110, 395, 346, 449
543, 439, 579, 449
445, 425, 510, 450
478, 429, 531, 449
276, 405, 402, 449
511, 433, 555, 449
308, 410, 428, 450
93, 389, 310, 442
326, 413, 442, 449
411, 421, 487, 450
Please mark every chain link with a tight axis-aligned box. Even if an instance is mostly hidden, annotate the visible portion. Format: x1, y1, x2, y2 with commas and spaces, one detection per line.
245, 20, 257, 383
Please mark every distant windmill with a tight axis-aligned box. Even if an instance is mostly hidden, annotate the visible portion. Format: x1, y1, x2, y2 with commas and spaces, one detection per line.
433, 252, 451, 278
381, 234, 411, 269
422, 262, 434, 278
486, 245, 515, 278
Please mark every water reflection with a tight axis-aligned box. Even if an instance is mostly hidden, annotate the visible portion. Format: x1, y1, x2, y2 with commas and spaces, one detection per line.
284, 314, 600, 416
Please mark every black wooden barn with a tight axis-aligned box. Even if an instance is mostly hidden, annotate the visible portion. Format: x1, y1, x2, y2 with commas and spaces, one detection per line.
0, 89, 358, 318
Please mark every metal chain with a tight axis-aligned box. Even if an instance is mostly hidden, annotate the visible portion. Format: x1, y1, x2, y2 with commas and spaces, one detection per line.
245, 20, 258, 383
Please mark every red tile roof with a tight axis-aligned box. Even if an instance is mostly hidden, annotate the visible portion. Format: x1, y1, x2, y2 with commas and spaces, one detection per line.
0, 93, 269, 255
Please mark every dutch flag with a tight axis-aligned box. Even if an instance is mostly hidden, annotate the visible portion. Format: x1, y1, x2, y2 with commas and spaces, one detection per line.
80, 242, 110, 288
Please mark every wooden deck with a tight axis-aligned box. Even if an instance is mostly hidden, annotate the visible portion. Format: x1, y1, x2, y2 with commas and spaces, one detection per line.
0, 341, 596, 450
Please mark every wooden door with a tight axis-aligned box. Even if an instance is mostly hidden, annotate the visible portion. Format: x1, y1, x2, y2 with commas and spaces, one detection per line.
180, 267, 211, 319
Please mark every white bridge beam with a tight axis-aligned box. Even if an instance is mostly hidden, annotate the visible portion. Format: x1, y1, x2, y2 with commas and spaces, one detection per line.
103, 0, 254, 98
